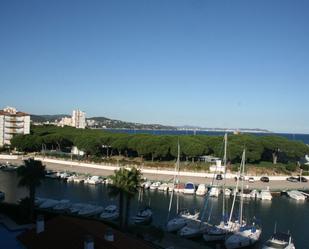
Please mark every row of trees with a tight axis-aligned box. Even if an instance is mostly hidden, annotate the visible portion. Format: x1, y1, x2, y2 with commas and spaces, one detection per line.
11, 125, 309, 164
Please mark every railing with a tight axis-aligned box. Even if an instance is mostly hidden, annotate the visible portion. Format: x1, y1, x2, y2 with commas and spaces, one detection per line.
4, 127, 24, 134
5, 122, 24, 128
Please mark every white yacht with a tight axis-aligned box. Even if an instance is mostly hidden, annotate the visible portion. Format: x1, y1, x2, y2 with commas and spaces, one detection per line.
250, 189, 258, 198
85, 176, 102, 185
158, 183, 169, 192
287, 190, 306, 201
259, 188, 273, 200
224, 188, 232, 196
142, 181, 152, 189
183, 182, 195, 195
150, 181, 161, 190
262, 232, 295, 249
167, 210, 199, 232
196, 184, 207, 196
100, 205, 119, 220
209, 186, 219, 197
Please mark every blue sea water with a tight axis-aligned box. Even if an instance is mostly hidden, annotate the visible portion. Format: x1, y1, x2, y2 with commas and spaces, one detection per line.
104, 129, 309, 144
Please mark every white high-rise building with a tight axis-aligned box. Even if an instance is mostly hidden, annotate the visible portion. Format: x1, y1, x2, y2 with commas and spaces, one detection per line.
0, 107, 30, 147
72, 109, 86, 129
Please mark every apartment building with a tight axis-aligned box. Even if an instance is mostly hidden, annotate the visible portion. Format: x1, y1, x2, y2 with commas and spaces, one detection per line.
0, 107, 30, 147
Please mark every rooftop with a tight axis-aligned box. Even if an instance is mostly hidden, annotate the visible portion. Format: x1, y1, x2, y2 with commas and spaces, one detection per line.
17, 216, 155, 249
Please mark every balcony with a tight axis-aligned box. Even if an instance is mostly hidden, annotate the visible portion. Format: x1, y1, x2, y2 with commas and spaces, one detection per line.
4, 127, 24, 134
4, 116, 24, 122
5, 122, 24, 128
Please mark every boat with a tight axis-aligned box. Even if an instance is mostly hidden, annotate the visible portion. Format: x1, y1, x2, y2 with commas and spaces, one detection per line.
69, 203, 87, 214
103, 178, 113, 184
142, 181, 152, 189
84, 176, 102, 185
225, 188, 232, 196
259, 188, 273, 200
132, 207, 153, 225
35, 197, 48, 206
158, 183, 169, 192
203, 221, 242, 242
78, 204, 104, 216
73, 176, 85, 183
287, 190, 306, 201
225, 225, 262, 249
66, 175, 77, 182
39, 199, 60, 209
250, 189, 258, 198
166, 209, 200, 232
238, 189, 251, 198
99, 205, 119, 220
196, 184, 207, 196
209, 186, 219, 197
45, 170, 59, 179
174, 183, 185, 193
53, 200, 71, 212
179, 220, 209, 238
167, 183, 175, 192
183, 182, 195, 195
262, 232, 295, 249
149, 181, 161, 190
225, 149, 262, 249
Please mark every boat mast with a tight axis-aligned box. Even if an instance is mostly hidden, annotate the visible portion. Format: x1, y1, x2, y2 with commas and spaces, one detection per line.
228, 161, 241, 223
222, 133, 228, 220
167, 140, 180, 223
239, 149, 246, 226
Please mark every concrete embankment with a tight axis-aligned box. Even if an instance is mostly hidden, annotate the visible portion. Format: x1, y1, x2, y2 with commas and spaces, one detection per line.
1, 155, 309, 191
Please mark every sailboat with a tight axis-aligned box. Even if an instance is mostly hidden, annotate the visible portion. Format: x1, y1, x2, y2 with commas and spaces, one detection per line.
262, 223, 295, 249
166, 142, 200, 232
225, 149, 262, 249
204, 134, 239, 242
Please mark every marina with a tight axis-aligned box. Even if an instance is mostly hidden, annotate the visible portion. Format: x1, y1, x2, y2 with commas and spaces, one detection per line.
0, 170, 308, 248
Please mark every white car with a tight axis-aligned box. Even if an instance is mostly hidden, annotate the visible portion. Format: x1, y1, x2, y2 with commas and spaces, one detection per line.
248, 177, 255, 183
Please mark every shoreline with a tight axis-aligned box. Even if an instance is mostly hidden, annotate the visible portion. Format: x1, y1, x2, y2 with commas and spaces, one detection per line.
1, 155, 309, 191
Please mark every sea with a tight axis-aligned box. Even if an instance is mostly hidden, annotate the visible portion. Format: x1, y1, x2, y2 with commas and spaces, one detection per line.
103, 129, 309, 145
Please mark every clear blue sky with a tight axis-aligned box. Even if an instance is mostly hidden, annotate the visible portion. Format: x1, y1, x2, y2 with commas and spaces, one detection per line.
1, 0, 309, 133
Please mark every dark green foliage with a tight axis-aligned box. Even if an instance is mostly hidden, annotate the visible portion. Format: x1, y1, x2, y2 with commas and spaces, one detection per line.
10, 126, 309, 166
17, 159, 46, 220
109, 168, 142, 229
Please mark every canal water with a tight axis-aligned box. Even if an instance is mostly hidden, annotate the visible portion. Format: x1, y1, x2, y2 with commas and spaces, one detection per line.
1, 171, 308, 248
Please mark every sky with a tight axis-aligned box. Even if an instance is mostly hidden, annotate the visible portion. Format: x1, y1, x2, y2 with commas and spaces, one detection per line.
0, 0, 309, 133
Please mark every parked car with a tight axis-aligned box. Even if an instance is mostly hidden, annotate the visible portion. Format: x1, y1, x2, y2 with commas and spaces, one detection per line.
286, 176, 298, 182
216, 174, 223, 180
260, 176, 269, 183
297, 176, 308, 182
248, 177, 255, 183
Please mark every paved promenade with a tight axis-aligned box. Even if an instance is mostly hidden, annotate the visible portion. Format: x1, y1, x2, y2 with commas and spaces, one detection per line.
1, 157, 308, 191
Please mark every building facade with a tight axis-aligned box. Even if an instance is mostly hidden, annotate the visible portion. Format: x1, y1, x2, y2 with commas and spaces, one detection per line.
0, 107, 30, 147
72, 109, 86, 129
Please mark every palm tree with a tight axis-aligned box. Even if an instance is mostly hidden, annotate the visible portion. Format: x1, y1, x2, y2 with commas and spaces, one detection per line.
17, 158, 46, 220
109, 167, 142, 229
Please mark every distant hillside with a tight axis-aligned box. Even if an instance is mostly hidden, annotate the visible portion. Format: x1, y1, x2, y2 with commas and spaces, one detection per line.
30, 114, 176, 130
31, 114, 69, 123
88, 116, 176, 130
